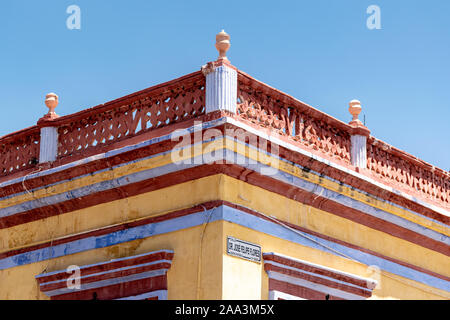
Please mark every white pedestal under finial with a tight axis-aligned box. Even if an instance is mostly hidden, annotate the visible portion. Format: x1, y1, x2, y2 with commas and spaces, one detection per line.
204, 64, 237, 114
351, 135, 367, 168
348, 99, 370, 170
39, 127, 59, 163
38, 93, 60, 164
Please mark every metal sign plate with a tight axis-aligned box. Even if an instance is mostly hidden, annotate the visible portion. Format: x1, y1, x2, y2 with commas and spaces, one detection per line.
227, 236, 261, 263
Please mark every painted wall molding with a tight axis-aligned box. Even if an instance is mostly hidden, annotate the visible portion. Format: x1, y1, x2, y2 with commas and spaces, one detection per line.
35, 249, 173, 300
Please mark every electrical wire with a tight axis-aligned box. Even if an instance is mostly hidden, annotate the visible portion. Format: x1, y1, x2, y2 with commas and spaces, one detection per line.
264, 211, 356, 261
21, 165, 59, 275
196, 204, 217, 300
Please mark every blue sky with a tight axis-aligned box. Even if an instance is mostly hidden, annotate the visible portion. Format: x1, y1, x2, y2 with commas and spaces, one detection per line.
1, 1, 449, 170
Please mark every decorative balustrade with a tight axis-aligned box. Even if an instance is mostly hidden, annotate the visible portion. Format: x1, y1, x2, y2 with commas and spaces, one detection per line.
367, 138, 450, 205
0, 72, 204, 178
0, 68, 449, 209
57, 72, 205, 159
236, 73, 351, 164
0, 127, 40, 178
236, 72, 449, 207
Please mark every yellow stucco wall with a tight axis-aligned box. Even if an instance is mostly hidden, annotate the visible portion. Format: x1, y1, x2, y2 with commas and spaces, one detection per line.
2, 218, 448, 300
2, 138, 447, 239
0, 222, 224, 300
3, 173, 447, 283
1, 150, 448, 300
221, 221, 449, 300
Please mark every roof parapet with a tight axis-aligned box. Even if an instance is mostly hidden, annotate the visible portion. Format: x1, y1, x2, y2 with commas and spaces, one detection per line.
0, 31, 448, 210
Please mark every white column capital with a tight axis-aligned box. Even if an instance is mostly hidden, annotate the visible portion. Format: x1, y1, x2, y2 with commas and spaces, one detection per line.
38, 93, 60, 164
39, 126, 58, 163
202, 62, 237, 114
350, 135, 367, 169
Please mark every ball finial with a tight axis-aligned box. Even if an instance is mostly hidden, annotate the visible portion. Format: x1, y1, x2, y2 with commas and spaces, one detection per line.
215, 30, 230, 61
348, 99, 362, 123
45, 93, 59, 114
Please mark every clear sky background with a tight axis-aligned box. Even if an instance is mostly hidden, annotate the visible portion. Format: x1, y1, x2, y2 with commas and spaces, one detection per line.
0, 1, 449, 170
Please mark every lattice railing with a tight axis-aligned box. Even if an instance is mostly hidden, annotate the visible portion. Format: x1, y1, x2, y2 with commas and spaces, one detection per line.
0, 128, 40, 177
236, 72, 450, 207
1, 69, 449, 209
367, 139, 450, 205
57, 74, 205, 159
237, 77, 351, 164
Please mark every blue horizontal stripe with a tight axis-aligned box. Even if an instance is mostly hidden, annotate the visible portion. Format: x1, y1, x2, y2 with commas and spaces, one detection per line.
0, 205, 448, 293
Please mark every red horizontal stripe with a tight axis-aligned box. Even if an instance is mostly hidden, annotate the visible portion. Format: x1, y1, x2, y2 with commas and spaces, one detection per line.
220, 164, 450, 256
51, 275, 167, 300
1, 162, 448, 258
39, 263, 170, 292
3, 202, 221, 260
269, 279, 344, 300
2, 197, 449, 290
1, 118, 446, 227
37, 251, 173, 284
0, 110, 225, 190
40, 263, 171, 292
0, 163, 222, 229
2, 199, 449, 285
265, 264, 371, 298
263, 253, 373, 290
